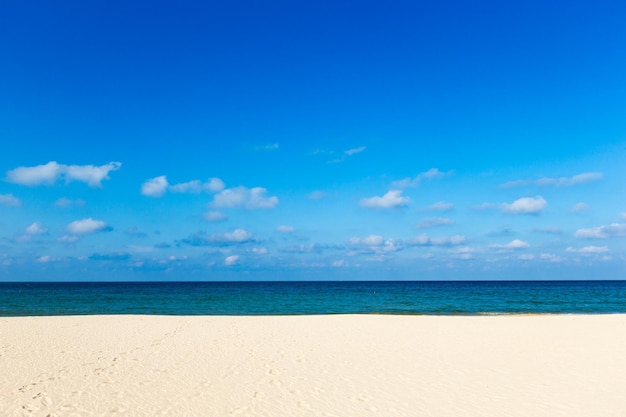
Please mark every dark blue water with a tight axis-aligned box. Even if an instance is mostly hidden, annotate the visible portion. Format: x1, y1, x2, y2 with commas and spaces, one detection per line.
0, 281, 625, 316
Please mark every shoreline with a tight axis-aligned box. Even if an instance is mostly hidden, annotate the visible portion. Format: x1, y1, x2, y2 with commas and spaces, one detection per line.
2, 314, 625, 416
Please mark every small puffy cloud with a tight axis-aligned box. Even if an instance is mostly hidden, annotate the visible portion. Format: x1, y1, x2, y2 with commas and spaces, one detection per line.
407, 233, 467, 247
518, 254, 535, 260
36, 255, 52, 263
501, 196, 547, 214
204, 211, 227, 222
141, 176, 169, 197
7, 161, 121, 187
308, 190, 327, 200
142, 176, 225, 197
540, 253, 563, 262
427, 201, 455, 211
66, 218, 111, 235
566, 246, 609, 254
251, 247, 268, 255
349, 235, 403, 253
222, 229, 254, 242
54, 197, 85, 208
0, 193, 21, 207
490, 239, 530, 250
392, 168, 452, 188
211, 186, 279, 209
6, 161, 62, 186
169, 178, 225, 193
26, 222, 48, 235
570, 202, 590, 213
276, 225, 295, 233
224, 255, 240, 266
360, 190, 409, 209
574, 223, 626, 239
64, 162, 122, 187
417, 217, 455, 229
500, 172, 603, 188
57, 235, 80, 243
332, 259, 347, 267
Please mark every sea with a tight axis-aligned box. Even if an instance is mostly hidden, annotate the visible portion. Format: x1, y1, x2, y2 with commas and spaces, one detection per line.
0, 280, 625, 316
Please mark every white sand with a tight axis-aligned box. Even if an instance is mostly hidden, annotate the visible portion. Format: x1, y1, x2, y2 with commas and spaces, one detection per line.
1, 314, 625, 417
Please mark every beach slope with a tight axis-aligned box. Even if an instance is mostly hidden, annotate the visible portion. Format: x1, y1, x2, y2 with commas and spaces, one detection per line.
1, 314, 625, 416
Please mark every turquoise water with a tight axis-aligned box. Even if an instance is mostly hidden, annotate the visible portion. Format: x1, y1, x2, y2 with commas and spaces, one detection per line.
0, 281, 625, 316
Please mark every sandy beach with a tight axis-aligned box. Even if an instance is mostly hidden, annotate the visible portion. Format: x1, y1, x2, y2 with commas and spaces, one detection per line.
1, 314, 625, 417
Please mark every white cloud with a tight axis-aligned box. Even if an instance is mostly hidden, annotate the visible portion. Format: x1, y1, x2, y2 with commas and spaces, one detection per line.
204, 211, 227, 222
501, 196, 547, 214
427, 201, 455, 211
141, 176, 169, 197
142, 176, 225, 197
566, 246, 609, 254
6, 161, 62, 185
392, 168, 452, 188
574, 223, 626, 239
332, 259, 347, 267
540, 253, 563, 262
417, 217, 455, 229
570, 202, 589, 213
276, 225, 295, 233
54, 197, 85, 208
222, 229, 254, 243
169, 178, 225, 193
64, 162, 122, 187
490, 239, 530, 250
211, 186, 279, 209
25, 222, 48, 235
350, 235, 384, 246
408, 233, 467, 247
0, 193, 21, 207
518, 254, 535, 260
224, 255, 240, 266
36, 255, 52, 263
66, 218, 110, 235
344, 146, 366, 156
57, 235, 80, 243
349, 235, 403, 253
6, 161, 121, 187
251, 247, 268, 255
500, 172, 603, 188
360, 190, 409, 209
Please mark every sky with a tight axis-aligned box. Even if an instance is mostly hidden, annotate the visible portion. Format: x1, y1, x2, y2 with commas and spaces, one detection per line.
0, 0, 625, 281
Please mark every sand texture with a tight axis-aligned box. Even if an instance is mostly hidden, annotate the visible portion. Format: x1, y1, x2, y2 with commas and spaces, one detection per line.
1, 314, 625, 417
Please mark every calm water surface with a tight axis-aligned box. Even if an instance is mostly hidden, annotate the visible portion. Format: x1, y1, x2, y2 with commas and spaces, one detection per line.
0, 281, 625, 316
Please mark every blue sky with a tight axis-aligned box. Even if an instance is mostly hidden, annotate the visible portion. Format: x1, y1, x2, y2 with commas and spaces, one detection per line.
1, 0, 625, 280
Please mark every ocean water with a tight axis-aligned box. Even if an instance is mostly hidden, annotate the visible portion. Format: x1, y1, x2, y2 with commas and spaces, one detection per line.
0, 281, 625, 316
